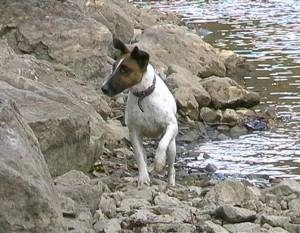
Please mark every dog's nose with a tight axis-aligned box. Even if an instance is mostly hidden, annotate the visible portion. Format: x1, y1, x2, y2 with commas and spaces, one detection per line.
101, 84, 110, 95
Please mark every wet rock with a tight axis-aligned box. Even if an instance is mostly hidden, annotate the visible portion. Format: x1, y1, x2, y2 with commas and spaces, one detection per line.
267, 180, 300, 196
55, 170, 106, 213
204, 220, 230, 233
0, 40, 106, 176
138, 24, 226, 77
216, 205, 256, 223
205, 163, 218, 173
224, 222, 261, 233
201, 76, 260, 109
244, 118, 268, 131
204, 181, 260, 206
200, 107, 219, 123
94, 218, 121, 233
230, 125, 248, 138
261, 215, 291, 228
0, 98, 64, 232
222, 109, 240, 126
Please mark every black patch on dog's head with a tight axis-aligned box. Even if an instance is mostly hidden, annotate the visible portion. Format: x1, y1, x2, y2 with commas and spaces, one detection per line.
131, 46, 149, 71
113, 38, 129, 54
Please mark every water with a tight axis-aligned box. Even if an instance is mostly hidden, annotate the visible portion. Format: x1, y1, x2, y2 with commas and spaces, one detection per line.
134, 0, 300, 180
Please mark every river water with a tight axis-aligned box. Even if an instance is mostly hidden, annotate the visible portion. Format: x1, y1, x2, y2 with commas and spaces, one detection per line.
134, 0, 300, 181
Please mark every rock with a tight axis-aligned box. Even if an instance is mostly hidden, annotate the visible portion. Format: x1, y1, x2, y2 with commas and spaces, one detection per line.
63, 207, 95, 233
0, 0, 112, 82
267, 227, 290, 233
94, 218, 121, 233
282, 223, 300, 233
289, 199, 300, 213
99, 195, 117, 218
104, 119, 129, 149
0, 40, 106, 176
267, 180, 300, 197
261, 215, 291, 228
205, 163, 218, 173
0, 98, 64, 232
204, 181, 260, 206
87, 0, 134, 42
154, 192, 182, 206
118, 198, 150, 213
222, 109, 240, 126
217, 49, 254, 78
230, 125, 248, 138
224, 222, 261, 233
201, 76, 260, 109
166, 69, 211, 109
174, 87, 199, 120
138, 24, 226, 77
204, 221, 230, 233
59, 194, 78, 218
199, 107, 219, 123
216, 205, 256, 223
151, 223, 196, 233
55, 170, 105, 213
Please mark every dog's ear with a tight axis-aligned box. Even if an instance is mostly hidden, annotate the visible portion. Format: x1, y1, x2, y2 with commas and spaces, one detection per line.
113, 38, 129, 54
131, 46, 149, 70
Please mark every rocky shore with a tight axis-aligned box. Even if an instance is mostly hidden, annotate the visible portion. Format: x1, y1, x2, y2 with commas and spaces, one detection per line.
0, 0, 295, 232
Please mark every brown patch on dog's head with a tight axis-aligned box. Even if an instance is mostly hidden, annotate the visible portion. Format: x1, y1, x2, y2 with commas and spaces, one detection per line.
101, 39, 150, 97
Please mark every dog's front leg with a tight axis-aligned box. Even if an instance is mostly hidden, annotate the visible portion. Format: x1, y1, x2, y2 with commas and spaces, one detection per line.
130, 130, 150, 186
154, 123, 178, 174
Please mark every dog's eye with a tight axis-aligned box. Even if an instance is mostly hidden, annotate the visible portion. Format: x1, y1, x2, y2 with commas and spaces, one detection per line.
120, 65, 129, 74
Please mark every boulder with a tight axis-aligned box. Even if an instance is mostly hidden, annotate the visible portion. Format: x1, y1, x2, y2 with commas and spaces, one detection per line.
0, 97, 64, 232
86, 0, 134, 42
54, 170, 106, 213
222, 109, 241, 126
201, 76, 260, 109
204, 181, 260, 206
216, 205, 256, 223
199, 107, 219, 123
0, 0, 112, 82
0, 40, 106, 176
137, 24, 227, 77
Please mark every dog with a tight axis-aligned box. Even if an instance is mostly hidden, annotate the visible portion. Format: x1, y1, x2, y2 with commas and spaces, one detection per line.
101, 38, 178, 186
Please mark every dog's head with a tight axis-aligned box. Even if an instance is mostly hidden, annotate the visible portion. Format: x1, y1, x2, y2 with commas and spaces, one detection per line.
101, 38, 150, 97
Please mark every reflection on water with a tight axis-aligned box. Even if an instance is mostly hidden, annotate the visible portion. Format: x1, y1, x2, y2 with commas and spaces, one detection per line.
134, 0, 300, 179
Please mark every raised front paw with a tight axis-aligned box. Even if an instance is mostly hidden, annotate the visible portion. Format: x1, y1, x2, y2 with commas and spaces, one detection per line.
137, 172, 150, 187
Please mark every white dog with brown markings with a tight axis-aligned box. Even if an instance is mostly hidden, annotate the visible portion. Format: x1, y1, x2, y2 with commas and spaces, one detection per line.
101, 39, 178, 186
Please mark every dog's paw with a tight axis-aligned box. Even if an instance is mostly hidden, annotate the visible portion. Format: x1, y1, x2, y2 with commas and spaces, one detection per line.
137, 172, 150, 187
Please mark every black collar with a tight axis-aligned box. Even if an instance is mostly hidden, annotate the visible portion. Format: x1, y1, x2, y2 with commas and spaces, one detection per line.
132, 75, 156, 112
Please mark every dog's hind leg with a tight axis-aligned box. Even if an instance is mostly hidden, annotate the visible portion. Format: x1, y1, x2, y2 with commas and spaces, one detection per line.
154, 123, 178, 173
167, 138, 176, 186
130, 130, 150, 186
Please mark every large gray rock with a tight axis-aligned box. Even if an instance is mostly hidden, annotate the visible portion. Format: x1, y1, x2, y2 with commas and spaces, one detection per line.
0, 40, 106, 176
261, 215, 291, 228
201, 76, 260, 109
0, 98, 64, 233
138, 24, 227, 77
204, 221, 230, 233
0, 0, 112, 82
